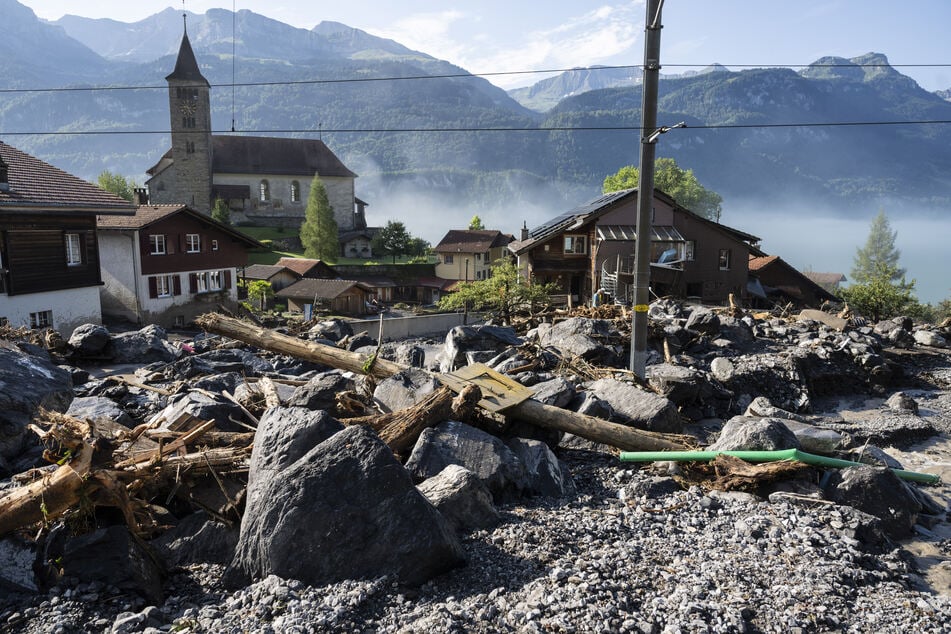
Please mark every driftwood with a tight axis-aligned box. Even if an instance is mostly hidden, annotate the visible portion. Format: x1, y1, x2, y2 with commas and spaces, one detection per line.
343, 384, 483, 455
194, 312, 693, 452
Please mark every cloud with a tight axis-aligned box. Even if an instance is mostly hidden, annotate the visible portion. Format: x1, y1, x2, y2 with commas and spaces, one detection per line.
366, 4, 643, 90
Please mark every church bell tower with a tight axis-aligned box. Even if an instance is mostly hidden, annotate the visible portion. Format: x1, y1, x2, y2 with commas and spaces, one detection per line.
165, 19, 213, 213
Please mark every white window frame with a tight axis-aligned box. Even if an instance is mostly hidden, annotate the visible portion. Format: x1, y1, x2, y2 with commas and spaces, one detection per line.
564, 234, 587, 255
150, 234, 167, 255
207, 270, 223, 290
290, 181, 301, 203
186, 234, 201, 253
156, 275, 172, 297
30, 310, 52, 329
212, 239, 219, 251
260, 180, 270, 202
65, 233, 82, 266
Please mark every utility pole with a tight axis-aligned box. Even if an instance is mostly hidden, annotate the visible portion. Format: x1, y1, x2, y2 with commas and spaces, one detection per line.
629, 0, 664, 378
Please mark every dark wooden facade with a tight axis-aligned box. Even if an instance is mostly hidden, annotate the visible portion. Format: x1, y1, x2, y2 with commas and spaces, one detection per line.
0, 213, 102, 296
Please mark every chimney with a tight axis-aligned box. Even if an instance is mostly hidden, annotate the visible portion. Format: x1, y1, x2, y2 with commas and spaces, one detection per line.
0, 153, 9, 193
133, 187, 149, 205
520, 221, 528, 241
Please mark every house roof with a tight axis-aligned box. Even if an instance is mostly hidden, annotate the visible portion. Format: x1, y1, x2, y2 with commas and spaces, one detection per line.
596, 225, 685, 242
749, 255, 838, 302
0, 141, 136, 214
212, 136, 356, 178
243, 264, 298, 281
95, 204, 264, 248
274, 257, 338, 278
434, 229, 514, 253
348, 275, 397, 288
803, 271, 848, 286
416, 276, 457, 291
276, 278, 373, 300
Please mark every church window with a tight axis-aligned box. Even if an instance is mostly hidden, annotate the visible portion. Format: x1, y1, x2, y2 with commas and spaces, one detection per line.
260, 180, 270, 202
290, 181, 301, 203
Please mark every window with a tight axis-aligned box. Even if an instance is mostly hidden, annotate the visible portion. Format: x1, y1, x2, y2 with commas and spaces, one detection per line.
207, 270, 223, 290
186, 141, 195, 154
259, 180, 270, 202
685, 240, 696, 261
155, 275, 172, 297
65, 233, 82, 266
564, 234, 587, 255
195, 270, 225, 294
718, 249, 732, 270
29, 310, 52, 329
444, 254, 454, 264
150, 234, 167, 255
186, 233, 201, 253
290, 181, 301, 203
475, 253, 482, 262
212, 239, 219, 251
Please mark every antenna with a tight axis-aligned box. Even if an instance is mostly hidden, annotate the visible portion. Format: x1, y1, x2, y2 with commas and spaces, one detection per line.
231, 0, 236, 131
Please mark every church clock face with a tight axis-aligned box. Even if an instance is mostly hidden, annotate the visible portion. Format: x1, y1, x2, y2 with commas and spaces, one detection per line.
179, 101, 196, 116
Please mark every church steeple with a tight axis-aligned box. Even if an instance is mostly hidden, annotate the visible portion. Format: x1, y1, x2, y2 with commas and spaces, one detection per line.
163, 19, 213, 213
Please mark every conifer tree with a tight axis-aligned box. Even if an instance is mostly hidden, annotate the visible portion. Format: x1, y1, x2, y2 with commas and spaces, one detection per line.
299, 175, 338, 262
851, 209, 905, 285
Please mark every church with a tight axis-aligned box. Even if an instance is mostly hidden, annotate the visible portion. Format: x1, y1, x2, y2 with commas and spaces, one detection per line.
145, 24, 375, 256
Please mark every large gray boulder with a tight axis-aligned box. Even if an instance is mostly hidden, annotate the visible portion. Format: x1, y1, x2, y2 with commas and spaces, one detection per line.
538, 318, 623, 367
285, 370, 364, 415
249, 407, 344, 490
228, 424, 463, 588
66, 396, 134, 427
109, 325, 179, 364
154, 391, 248, 433
150, 511, 238, 567
823, 466, 922, 539
709, 353, 812, 414
506, 437, 575, 499
405, 420, 529, 501
373, 368, 440, 413
646, 363, 703, 406
441, 325, 524, 372
584, 378, 683, 433
708, 416, 801, 452
416, 464, 500, 535
67, 323, 111, 356
0, 346, 73, 465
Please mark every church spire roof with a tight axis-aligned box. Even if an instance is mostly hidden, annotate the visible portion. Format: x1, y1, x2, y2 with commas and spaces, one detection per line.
166, 30, 209, 86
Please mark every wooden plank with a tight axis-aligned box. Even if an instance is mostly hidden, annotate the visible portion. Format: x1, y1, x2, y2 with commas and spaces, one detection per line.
441, 363, 533, 413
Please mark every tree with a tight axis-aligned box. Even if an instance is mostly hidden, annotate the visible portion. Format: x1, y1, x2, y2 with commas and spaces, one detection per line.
602, 158, 723, 221
371, 220, 413, 263
299, 175, 338, 262
839, 262, 916, 322
468, 215, 485, 230
246, 280, 274, 311
851, 209, 906, 285
211, 197, 231, 225
96, 170, 137, 202
438, 259, 554, 324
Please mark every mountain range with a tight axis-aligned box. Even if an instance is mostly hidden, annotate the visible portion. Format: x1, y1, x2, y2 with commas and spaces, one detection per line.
2, 0, 951, 234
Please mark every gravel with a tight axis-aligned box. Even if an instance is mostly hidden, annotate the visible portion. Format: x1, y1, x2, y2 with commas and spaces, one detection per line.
3, 448, 950, 634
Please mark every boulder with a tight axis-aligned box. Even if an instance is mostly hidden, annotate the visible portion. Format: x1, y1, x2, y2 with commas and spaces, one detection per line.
709, 353, 812, 414
584, 378, 683, 433
914, 329, 948, 348
529, 376, 576, 409
67, 323, 111, 356
506, 437, 575, 499
823, 466, 922, 539
150, 511, 238, 567
0, 536, 38, 593
307, 318, 353, 342
885, 391, 919, 414
538, 318, 622, 367
154, 391, 248, 433
249, 407, 344, 489
285, 370, 365, 415
66, 396, 134, 427
405, 420, 528, 501
685, 308, 721, 335
646, 363, 702, 406
708, 416, 801, 452
373, 368, 440, 413
416, 464, 501, 534
0, 346, 73, 465
228, 424, 464, 588
109, 325, 179, 364
440, 325, 523, 372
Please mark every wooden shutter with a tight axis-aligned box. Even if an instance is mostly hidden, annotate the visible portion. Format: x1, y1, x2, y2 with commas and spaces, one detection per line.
173, 275, 182, 296
224, 269, 232, 289
189, 273, 198, 293
148, 276, 158, 299
167, 234, 176, 255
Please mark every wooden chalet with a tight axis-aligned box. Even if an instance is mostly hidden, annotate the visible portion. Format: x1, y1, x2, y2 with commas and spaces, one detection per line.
276, 279, 374, 316
0, 141, 135, 335
748, 255, 839, 309
96, 204, 261, 327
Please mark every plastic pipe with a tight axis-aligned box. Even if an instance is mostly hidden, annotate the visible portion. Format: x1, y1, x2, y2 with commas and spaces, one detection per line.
618, 448, 941, 485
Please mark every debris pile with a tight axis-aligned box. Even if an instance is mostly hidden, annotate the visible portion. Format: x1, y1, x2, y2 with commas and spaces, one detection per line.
0, 302, 949, 632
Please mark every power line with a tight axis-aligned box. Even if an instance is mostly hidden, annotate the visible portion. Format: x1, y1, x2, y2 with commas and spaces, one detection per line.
2, 61, 950, 95
2, 120, 950, 138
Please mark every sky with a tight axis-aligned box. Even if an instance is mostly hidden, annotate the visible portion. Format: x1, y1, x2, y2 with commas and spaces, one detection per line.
20, 0, 951, 92
17, 0, 951, 302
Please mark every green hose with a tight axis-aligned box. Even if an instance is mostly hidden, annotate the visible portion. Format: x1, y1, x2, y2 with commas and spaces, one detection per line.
618, 448, 941, 484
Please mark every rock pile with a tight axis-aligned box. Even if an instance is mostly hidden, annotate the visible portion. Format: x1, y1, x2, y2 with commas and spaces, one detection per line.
0, 303, 949, 633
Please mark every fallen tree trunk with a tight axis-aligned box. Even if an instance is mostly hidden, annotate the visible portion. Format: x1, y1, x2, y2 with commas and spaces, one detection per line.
195, 313, 691, 452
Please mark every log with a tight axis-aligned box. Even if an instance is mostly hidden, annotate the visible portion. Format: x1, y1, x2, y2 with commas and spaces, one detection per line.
195, 313, 691, 452
343, 386, 455, 453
